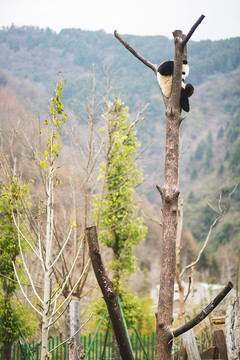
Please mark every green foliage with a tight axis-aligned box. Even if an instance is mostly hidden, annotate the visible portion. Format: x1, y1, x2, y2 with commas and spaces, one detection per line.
135, 295, 155, 334
194, 140, 206, 161
207, 131, 213, 146
0, 297, 34, 344
224, 150, 230, 161
191, 169, 197, 180
34, 76, 67, 175
1, 26, 240, 93
93, 98, 147, 328
0, 179, 30, 292
204, 148, 214, 172
217, 127, 224, 139
214, 222, 238, 246
188, 191, 195, 202
227, 127, 240, 143
0, 179, 33, 343
218, 164, 224, 175
93, 282, 143, 331
202, 204, 216, 228
94, 99, 147, 278
230, 140, 240, 175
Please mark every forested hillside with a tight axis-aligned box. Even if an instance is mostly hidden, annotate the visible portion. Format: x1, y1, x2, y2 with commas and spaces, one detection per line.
0, 25, 239, 284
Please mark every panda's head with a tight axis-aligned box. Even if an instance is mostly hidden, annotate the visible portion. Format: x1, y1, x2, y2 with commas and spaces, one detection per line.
181, 60, 189, 88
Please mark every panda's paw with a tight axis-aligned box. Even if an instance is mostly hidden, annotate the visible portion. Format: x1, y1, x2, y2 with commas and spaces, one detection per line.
185, 83, 194, 97
181, 100, 190, 112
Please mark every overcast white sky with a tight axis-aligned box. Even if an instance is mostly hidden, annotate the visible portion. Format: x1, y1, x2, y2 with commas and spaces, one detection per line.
1, 0, 240, 41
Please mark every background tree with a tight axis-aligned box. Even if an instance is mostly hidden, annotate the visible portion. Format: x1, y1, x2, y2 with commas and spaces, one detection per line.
93, 98, 147, 329
11, 78, 89, 360
0, 177, 34, 360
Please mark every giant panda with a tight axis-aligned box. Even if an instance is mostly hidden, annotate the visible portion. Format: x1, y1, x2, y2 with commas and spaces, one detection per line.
157, 60, 194, 112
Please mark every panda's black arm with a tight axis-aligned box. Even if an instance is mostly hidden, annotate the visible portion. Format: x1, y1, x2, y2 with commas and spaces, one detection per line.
114, 30, 157, 74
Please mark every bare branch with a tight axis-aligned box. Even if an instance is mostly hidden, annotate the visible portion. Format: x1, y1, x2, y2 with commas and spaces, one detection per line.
184, 276, 192, 303
173, 281, 233, 338
49, 314, 92, 353
12, 212, 43, 264
0, 273, 42, 288
142, 210, 163, 227
114, 30, 157, 73
180, 216, 220, 278
49, 224, 73, 268
17, 226, 44, 305
181, 15, 205, 48
12, 261, 43, 316
49, 238, 85, 305
48, 259, 91, 320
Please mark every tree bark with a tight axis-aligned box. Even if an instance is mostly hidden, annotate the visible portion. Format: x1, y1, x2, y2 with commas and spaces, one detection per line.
2, 342, 11, 360
69, 300, 81, 360
86, 226, 134, 360
155, 30, 184, 360
225, 297, 240, 360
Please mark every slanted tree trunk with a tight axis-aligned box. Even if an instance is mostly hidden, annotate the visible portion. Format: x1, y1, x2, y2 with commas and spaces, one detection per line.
86, 226, 134, 360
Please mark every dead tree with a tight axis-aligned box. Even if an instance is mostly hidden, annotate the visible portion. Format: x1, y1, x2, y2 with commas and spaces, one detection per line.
114, 15, 233, 359
85, 16, 233, 360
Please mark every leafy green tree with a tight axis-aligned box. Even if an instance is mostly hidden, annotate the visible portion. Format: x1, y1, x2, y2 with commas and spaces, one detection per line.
0, 179, 34, 358
93, 98, 147, 328
194, 140, 206, 161
230, 140, 240, 175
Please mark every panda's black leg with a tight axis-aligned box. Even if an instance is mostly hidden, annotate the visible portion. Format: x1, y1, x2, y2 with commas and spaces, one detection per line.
180, 88, 190, 112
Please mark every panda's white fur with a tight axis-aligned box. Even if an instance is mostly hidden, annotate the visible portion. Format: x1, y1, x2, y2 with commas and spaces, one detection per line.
157, 61, 189, 98
157, 71, 172, 98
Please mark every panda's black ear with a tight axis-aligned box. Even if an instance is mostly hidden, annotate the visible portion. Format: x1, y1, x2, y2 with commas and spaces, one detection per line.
158, 60, 174, 76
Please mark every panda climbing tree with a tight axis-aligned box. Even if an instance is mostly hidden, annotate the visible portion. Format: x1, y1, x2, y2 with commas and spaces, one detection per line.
157, 59, 194, 112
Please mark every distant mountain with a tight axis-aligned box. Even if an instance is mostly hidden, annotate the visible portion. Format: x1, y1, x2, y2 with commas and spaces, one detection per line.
0, 25, 239, 283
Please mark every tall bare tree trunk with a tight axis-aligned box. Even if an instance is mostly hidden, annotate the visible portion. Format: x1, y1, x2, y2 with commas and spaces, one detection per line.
155, 30, 185, 359
41, 158, 54, 360
226, 297, 240, 360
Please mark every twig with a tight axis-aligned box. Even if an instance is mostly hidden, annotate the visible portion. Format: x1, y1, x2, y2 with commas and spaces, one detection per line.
180, 216, 221, 278
48, 259, 90, 320
0, 273, 42, 288
49, 314, 92, 353
182, 15, 205, 47
50, 224, 73, 268
114, 30, 157, 73
173, 281, 233, 338
142, 210, 162, 227
184, 276, 192, 303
